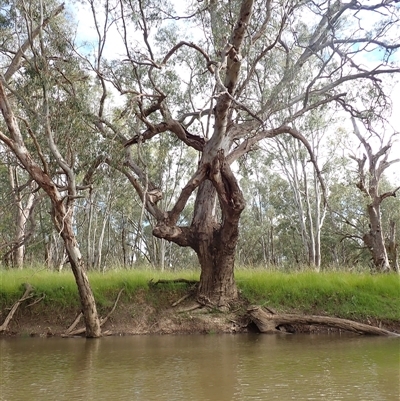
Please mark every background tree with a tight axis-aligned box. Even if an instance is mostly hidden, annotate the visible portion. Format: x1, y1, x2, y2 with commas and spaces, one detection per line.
350, 117, 399, 272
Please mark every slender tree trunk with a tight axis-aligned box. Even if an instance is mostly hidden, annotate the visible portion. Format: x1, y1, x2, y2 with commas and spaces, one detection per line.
121, 215, 127, 267
159, 238, 166, 271
303, 160, 316, 266
53, 203, 101, 337
86, 190, 94, 268
387, 220, 399, 273
7, 164, 36, 268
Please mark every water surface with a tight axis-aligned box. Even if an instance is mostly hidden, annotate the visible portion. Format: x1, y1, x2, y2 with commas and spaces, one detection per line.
0, 334, 399, 401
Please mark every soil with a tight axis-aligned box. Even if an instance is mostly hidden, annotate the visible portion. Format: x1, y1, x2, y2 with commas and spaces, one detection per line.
1, 289, 399, 338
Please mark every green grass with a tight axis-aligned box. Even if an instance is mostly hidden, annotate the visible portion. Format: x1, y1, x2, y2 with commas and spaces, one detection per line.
0, 267, 399, 321
0, 267, 199, 308
236, 270, 400, 320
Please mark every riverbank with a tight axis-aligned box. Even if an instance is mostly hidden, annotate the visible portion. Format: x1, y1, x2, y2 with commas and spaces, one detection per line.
1, 269, 399, 336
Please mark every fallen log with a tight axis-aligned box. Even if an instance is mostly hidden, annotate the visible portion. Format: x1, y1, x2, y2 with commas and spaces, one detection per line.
248, 305, 400, 337
0, 283, 34, 333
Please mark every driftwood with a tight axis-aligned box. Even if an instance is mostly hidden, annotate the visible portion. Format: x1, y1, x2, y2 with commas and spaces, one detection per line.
248, 306, 400, 337
63, 288, 124, 337
0, 283, 34, 332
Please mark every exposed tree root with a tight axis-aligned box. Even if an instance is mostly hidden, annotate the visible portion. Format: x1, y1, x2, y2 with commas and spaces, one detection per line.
63, 288, 124, 337
0, 283, 34, 333
248, 306, 400, 336
176, 302, 203, 313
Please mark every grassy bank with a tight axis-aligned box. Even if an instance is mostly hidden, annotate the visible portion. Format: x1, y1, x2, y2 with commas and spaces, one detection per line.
1, 268, 399, 322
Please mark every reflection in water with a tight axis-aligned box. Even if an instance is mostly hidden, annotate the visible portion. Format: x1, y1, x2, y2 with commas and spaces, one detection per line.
0, 334, 399, 401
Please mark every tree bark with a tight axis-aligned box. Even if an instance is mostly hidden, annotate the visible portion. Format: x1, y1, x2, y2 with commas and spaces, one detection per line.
53, 204, 101, 337
364, 203, 390, 271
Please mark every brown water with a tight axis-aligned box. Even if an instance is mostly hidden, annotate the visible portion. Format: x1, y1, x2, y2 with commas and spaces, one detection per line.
0, 334, 399, 401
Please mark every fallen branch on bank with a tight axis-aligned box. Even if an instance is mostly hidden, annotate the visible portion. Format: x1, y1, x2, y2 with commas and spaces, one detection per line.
65, 312, 83, 335
63, 288, 124, 337
248, 305, 400, 337
100, 288, 124, 326
171, 293, 191, 307
149, 278, 199, 287
0, 283, 34, 333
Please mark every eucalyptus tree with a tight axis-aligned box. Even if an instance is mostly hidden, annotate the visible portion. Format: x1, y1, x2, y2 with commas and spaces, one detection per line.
0, 1, 102, 336
3, 157, 38, 268
87, 0, 399, 307
265, 109, 349, 269
237, 150, 284, 267
350, 118, 399, 272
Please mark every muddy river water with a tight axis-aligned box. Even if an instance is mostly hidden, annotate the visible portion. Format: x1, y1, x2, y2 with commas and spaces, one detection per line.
0, 333, 399, 400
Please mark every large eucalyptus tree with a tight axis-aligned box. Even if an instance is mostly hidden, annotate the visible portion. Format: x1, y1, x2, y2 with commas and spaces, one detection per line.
85, 0, 399, 307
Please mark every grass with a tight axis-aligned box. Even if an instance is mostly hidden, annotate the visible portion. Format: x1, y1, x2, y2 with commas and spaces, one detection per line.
0, 267, 199, 309
0, 267, 399, 321
236, 270, 400, 320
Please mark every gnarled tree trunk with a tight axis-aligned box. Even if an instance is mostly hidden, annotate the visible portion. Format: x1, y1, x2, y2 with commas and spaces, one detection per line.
192, 179, 241, 307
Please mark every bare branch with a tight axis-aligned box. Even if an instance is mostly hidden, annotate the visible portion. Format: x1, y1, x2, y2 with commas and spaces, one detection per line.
161, 41, 214, 73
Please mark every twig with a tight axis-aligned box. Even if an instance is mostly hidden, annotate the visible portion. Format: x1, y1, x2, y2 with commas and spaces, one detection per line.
100, 288, 124, 326
172, 293, 191, 307
27, 294, 45, 307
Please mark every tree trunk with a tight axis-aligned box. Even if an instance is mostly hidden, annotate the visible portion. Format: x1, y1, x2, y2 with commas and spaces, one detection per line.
193, 155, 245, 308
387, 220, 399, 273
53, 204, 101, 337
195, 220, 239, 307
7, 164, 36, 268
191, 180, 237, 307
364, 203, 390, 272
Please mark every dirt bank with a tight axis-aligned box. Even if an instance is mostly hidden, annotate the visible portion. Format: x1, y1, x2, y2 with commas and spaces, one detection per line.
1, 289, 399, 338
